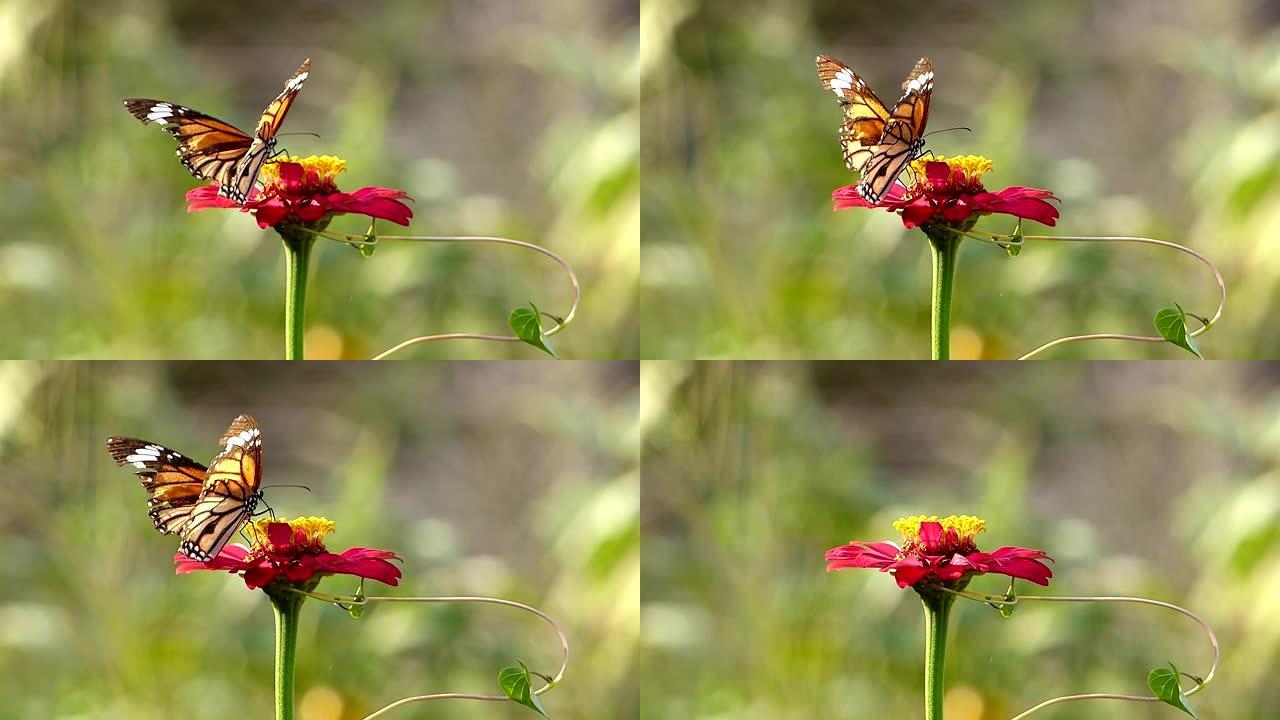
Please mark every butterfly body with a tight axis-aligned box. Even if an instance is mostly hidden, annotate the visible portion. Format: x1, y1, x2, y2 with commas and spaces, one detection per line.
123, 59, 310, 203
108, 414, 264, 561
817, 54, 934, 203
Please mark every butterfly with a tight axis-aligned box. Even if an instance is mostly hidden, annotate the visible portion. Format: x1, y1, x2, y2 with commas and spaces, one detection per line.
123, 58, 311, 203
816, 54, 934, 204
107, 414, 264, 561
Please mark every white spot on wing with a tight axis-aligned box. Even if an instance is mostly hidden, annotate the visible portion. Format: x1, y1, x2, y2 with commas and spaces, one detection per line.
145, 104, 173, 122
829, 69, 855, 96
284, 72, 308, 92
905, 71, 933, 93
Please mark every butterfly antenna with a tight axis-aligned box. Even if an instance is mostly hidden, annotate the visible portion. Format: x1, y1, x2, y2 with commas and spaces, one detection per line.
923, 126, 973, 138
269, 483, 313, 494
274, 132, 321, 140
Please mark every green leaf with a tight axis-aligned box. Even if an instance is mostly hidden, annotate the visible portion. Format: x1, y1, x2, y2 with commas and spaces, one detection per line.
499, 661, 549, 718
509, 302, 557, 357
1154, 303, 1203, 358
1148, 663, 1197, 718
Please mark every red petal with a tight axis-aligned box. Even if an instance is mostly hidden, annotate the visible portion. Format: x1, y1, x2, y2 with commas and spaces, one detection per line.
173, 545, 254, 574
275, 162, 306, 192
824, 541, 900, 571
290, 199, 328, 223
978, 187, 1061, 227
917, 522, 944, 552
313, 547, 404, 586
242, 566, 280, 590
266, 522, 294, 547
831, 185, 875, 211
321, 187, 415, 226
923, 162, 952, 187
252, 201, 292, 228
282, 562, 317, 583
185, 184, 240, 212
897, 199, 936, 228
887, 557, 930, 587
967, 546, 1054, 586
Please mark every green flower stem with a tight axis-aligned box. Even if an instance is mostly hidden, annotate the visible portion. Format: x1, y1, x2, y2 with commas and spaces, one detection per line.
926, 228, 961, 360
270, 590, 304, 720
922, 593, 954, 720
281, 232, 315, 360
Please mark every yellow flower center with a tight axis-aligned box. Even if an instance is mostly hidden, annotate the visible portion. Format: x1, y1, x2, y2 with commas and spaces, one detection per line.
259, 154, 347, 186
248, 515, 336, 553
908, 154, 993, 194
893, 514, 986, 544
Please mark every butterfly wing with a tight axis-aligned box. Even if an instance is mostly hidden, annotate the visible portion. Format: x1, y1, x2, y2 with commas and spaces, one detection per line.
857, 57, 935, 204
178, 414, 264, 561
123, 58, 310, 204
817, 54, 893, 171
255, 58, 310, 143
894, 57, 934, 134
224, 58, 311, 203
122, 99, 254, 191
857, 121, 919, 204
107, 437, 209, 535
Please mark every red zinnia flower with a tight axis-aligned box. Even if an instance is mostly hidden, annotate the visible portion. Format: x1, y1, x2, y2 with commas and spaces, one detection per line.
825, 514, 1052, 589
175, 516, 402, 590
833, 155, 1059, 230
186, 154, 413, 229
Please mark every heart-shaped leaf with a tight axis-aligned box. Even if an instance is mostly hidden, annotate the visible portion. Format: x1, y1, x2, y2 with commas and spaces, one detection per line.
1148, 663, 1197, 718
1154, 303, 1203, 358
499, 660, 549, 717
509, 302, 557, 357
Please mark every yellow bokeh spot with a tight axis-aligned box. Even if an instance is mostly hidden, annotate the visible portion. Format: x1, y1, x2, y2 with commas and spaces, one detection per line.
893, 514, 986, 542
944, 686, 986, 720
304, 324, 345, 360
950, 325, 985, 360
260, 154, 348, 185
300, 686, 345, 720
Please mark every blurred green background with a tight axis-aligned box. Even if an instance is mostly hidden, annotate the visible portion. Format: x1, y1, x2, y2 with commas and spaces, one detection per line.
0, 360, 638, 719
641, 0, 1280, 358
0, 0, 637, 359
642, 361, 1280, 719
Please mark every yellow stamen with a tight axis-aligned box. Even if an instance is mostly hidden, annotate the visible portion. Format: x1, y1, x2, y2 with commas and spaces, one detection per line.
259, 154, 348, 186
893, 514, 986, 542
909, 154, 993, 187
248, 515, 335, 551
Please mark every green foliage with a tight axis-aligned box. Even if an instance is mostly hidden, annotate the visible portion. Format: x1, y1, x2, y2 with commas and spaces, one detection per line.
1149, 663, 1198, 718
1155, 303, 1203, 358
511, 302, 557, 357
500, 661, 551, 717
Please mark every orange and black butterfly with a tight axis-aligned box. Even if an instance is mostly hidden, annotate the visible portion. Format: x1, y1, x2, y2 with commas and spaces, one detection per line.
123, 58, 311, 203
816, 54, 934, 203
107, 414, 264, 561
